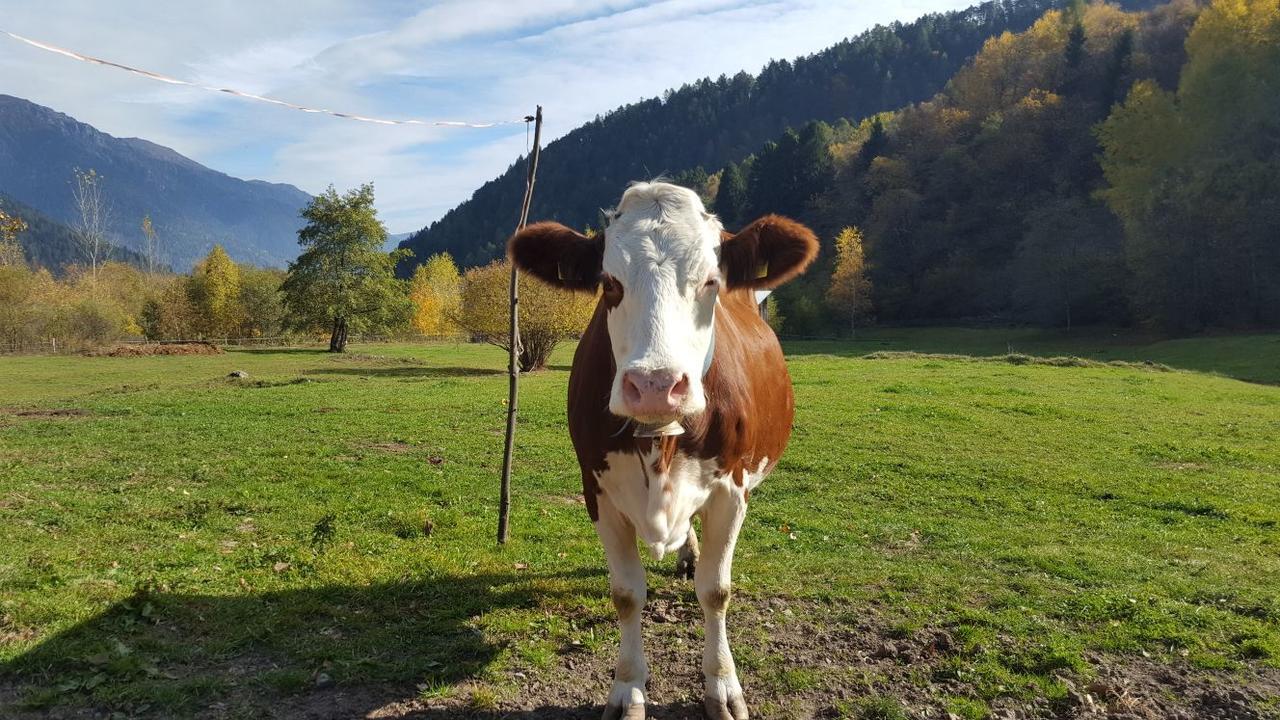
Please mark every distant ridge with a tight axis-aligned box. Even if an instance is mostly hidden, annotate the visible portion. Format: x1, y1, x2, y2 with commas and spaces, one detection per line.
0, 94, 311, 269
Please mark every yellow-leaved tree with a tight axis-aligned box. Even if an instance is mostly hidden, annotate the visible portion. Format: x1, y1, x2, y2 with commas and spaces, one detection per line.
409, 252, 462, 337
1097, 0, 1280, 329
189, 245, 242, 337
0, 207, 26, 267
457, 259, 596, 371
826, 226, 872, 335
141, 276, 200, 341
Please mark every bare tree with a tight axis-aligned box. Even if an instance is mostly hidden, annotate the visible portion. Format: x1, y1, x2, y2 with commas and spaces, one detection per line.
72, 168, 112, 280
141, 214, 161, 275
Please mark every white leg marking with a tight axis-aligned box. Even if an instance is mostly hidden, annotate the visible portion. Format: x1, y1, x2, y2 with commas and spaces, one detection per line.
696, 483, 749, 720
596, 494, 648, 720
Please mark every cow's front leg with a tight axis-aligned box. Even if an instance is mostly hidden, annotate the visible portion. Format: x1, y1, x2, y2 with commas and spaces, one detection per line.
596, 494, 648, 719
696, 482, 749, 720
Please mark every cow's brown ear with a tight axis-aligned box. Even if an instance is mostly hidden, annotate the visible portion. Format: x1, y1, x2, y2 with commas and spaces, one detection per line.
508, 222, 603, 292
719, 215, 819, 290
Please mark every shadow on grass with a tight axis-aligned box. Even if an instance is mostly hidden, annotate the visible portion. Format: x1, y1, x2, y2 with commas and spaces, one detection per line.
1, 569, 610, 719
391, 704, 705, 719
781, 337, 1280, 385
226, 347, 333, 356
305, 366, 505, 379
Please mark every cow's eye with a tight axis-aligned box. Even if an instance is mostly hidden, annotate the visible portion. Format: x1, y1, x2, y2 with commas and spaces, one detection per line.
702, 276, 720, 291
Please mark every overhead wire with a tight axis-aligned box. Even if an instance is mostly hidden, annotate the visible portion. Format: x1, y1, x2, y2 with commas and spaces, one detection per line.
1, 28, 525, 128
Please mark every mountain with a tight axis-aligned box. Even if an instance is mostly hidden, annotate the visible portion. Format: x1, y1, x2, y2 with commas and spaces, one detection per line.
386, 231, 412, 253
398, 0, 1158, 273
0, 191, 150, 272
0, 95, 310, 270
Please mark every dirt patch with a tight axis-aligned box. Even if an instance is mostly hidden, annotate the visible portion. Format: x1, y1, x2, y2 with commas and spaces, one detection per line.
236, 377, 321, 389
365, 441, 414, 454
1, 408, 89, 418
862, 351, 1174, 374
295, 594, 1280, 720
6, 595, 1276, 720
89, 342, 224, 357
1154, 462, 1212, 472
332, 353, 423, 364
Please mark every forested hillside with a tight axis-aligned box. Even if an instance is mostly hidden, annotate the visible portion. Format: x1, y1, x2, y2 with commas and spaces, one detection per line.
0, 192, 148, 273
400, 0, 1157, 271
770, 0, 1202, 331
742, 0, 1277, 334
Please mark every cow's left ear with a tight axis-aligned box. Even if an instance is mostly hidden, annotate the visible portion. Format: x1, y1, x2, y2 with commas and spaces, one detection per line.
508, 222, 603, 292
719, 214, 819, 290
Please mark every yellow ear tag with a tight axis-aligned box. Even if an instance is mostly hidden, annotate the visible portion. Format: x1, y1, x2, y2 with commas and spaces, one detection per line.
756, 263, 769, 279
557, 262, 564, 282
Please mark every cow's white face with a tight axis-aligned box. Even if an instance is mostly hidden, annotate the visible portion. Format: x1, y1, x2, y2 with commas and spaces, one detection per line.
600, 183, 723, 424
508, 181, 820, 427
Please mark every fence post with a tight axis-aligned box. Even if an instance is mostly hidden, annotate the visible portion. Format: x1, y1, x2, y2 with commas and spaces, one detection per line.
498, 106, 543, 546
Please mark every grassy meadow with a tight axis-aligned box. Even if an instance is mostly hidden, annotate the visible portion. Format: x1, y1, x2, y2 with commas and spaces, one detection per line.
1, 329, 1278, 719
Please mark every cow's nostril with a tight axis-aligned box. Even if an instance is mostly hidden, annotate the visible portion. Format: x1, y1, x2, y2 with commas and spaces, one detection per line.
623, 373, 643, 402
670, 374, 690, 399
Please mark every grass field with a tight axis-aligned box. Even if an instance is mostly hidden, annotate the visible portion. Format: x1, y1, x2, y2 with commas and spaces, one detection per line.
1, 329, 1278, 719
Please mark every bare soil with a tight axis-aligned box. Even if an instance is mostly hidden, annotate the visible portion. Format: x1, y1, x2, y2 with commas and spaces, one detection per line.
228, 595, 1280, 719
5, 592, 1277, 719
88, 342, 224, 357
0, 408, 88, 418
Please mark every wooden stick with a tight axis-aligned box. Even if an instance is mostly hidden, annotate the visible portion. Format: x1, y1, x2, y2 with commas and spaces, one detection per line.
498, 106, 542, 545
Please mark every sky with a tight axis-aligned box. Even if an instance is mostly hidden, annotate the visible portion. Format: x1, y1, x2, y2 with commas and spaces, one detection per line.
0, 0, 973, 234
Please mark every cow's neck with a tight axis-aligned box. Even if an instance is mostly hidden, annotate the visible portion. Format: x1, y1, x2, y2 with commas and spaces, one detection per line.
701, 320, 716, 378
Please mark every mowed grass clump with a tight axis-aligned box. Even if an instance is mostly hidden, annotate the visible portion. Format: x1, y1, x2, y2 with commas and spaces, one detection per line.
0, 333, 1277, 718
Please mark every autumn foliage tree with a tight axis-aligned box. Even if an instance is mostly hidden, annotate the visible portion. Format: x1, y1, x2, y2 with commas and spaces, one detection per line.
237, 266, 287, 338
1098, 0, 1280, 330
0, 207, 27, 267
409, 252, 462, 336
141, 277, 199, 341
826, 226, 872, 334
282, 184, 410, 352
140, 214, 162, 276
188, 245, 242, 337
457, 259, 596, 371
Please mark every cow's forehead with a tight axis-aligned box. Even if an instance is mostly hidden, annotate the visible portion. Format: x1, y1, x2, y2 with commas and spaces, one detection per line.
602, 182, 721, 281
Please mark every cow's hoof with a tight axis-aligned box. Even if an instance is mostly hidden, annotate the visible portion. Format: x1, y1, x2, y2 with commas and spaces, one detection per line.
703, 693, 749, 720
675, 553, 696, 580
602, 701, 646, 720
603, 681, 646, 719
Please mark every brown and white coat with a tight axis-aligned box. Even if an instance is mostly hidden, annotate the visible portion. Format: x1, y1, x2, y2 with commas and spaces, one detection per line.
510, 182, 818, 720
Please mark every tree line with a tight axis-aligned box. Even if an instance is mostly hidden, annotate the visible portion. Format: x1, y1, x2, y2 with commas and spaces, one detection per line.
1, 184, 593, 367
10, 0, 1269, 346
692, 0, 1277, 334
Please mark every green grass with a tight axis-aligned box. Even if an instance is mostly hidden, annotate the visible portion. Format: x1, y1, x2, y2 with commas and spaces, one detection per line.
1, 329, 1278, 717
785, 326, 1280, 384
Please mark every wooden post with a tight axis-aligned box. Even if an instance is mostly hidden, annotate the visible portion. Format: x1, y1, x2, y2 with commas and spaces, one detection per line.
498, 106, 542, 545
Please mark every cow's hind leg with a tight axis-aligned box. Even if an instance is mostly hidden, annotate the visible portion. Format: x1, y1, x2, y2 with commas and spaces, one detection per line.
676, 524, 699, 579
596, 494, 648, 720
696, 483, 749, 720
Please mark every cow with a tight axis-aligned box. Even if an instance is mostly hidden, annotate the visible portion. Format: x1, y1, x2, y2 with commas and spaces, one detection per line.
508, 182, 818, 720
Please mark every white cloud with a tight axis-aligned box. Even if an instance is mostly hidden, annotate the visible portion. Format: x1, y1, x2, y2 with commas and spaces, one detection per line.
1, 0, 975, 236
